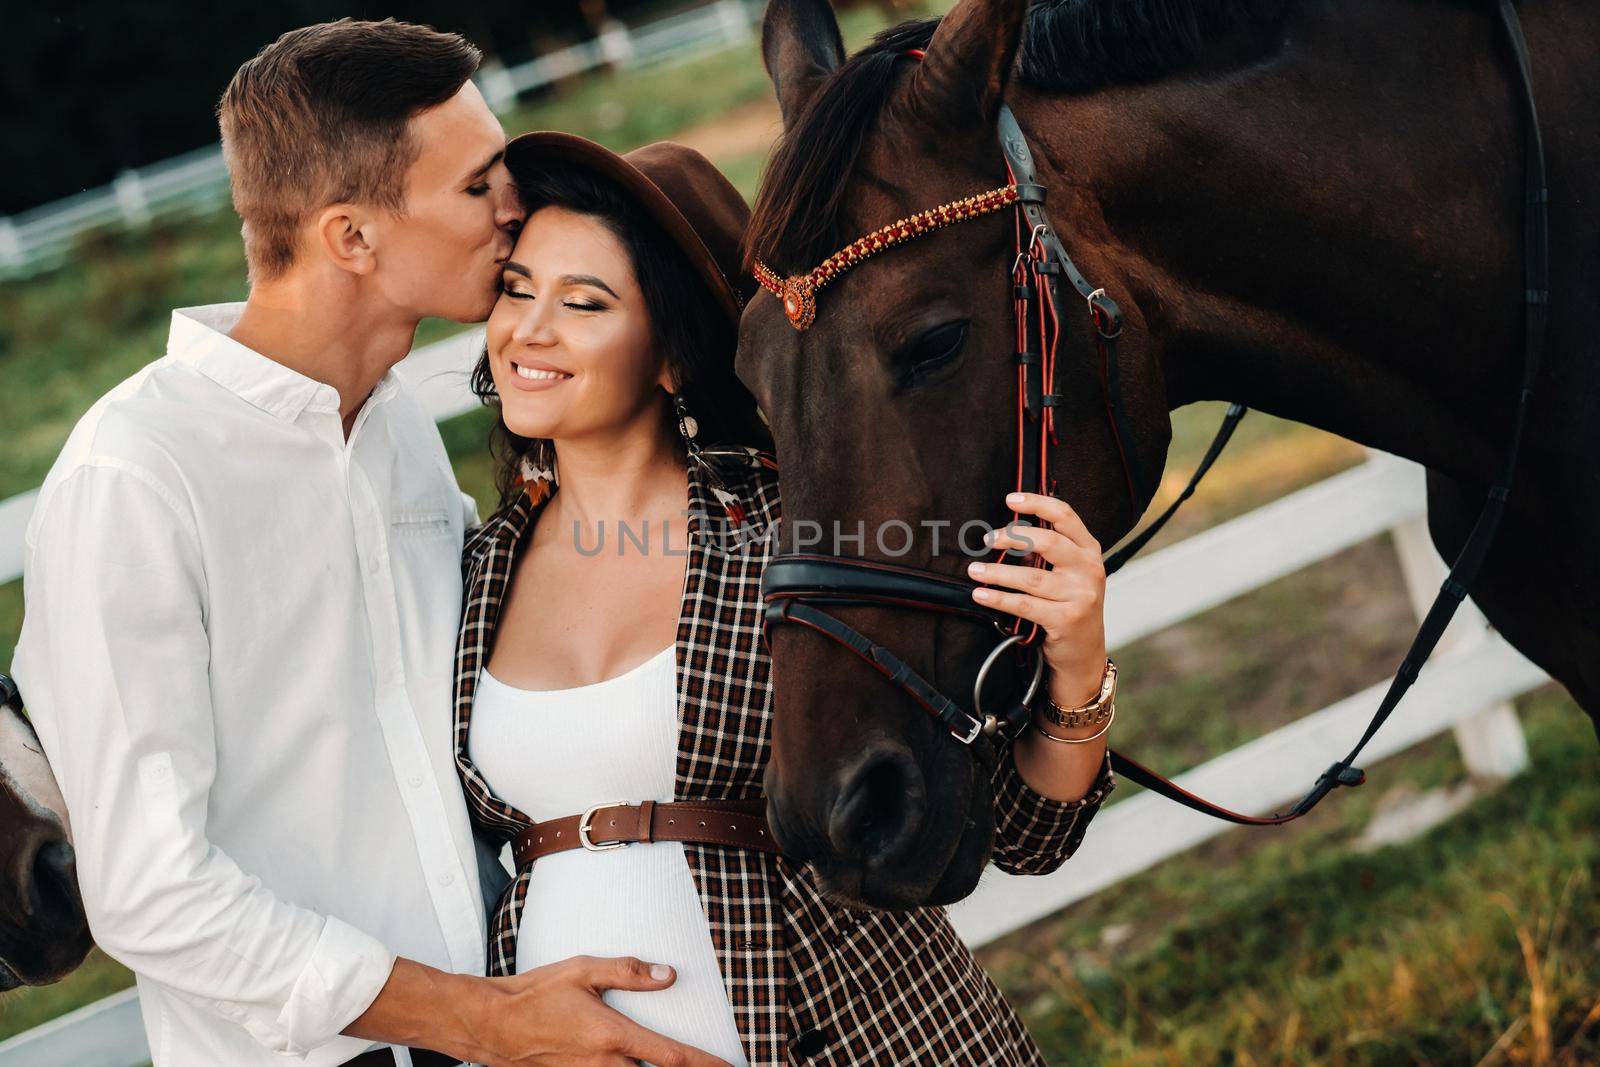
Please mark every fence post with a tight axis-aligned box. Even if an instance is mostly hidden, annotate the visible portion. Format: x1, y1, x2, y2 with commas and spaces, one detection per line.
597, 18, 635, 67
0, 216, 21, 272
476, 59, 519, 113
112, 169, 151, 229
715, 0, 754, 43
1379, 452, 1530, 781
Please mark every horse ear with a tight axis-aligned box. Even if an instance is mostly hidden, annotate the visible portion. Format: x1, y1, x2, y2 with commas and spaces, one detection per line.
762, 0, 845, 128
908, 0, 1028, 128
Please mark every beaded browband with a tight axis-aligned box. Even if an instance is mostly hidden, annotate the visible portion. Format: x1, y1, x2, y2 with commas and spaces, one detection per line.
751, 184, 1022, 330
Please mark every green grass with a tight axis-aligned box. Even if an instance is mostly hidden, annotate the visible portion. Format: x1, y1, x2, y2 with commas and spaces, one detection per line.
967, 407, 1600, 1063
439, 404, 502, 515
494, 41, 774, 157
981, 689, 1599, 1066
0, 949, 134, 1043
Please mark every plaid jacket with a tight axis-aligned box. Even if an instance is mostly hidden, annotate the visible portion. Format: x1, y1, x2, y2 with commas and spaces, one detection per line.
453, 448, 1116, 1065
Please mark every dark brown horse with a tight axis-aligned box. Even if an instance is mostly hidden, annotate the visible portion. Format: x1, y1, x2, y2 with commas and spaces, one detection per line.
738, 0, 1598, 910
0, 678, 92, 988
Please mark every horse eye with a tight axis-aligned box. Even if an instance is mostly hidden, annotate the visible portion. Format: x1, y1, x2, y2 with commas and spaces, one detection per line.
901, 320, 969, 385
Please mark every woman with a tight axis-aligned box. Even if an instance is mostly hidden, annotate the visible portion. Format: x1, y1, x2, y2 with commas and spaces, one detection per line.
454, 131, 1119, 1066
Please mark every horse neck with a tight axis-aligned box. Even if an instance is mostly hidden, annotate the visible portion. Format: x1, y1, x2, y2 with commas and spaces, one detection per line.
1012, 0, 1540, 485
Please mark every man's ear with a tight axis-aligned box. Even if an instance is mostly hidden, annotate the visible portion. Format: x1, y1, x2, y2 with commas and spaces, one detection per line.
314, 205, 377, 276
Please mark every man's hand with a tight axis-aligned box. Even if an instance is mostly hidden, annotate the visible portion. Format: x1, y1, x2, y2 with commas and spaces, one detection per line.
471, 954, 736, 1066
345, 955, 735, 1067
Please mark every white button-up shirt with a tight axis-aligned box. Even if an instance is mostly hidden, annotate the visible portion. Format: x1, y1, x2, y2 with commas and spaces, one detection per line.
12, 303, 487, 1066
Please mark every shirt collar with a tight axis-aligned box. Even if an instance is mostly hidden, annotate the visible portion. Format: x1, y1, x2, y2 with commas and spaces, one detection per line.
167, 302, 401, 423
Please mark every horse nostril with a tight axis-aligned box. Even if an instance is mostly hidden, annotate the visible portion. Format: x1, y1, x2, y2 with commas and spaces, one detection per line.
27, 840, 79, 924
827, 747, 926, 866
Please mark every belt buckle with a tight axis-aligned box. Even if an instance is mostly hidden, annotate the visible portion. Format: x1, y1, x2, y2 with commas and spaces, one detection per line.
954, 713, 986, 745
578, 801, 631, 852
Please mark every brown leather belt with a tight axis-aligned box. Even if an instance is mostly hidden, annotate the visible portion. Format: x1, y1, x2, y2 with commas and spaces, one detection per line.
348, 1046, 459, 1066
513, 798, 780, 869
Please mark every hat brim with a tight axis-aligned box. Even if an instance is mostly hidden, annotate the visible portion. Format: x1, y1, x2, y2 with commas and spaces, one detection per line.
503, 131, 744, 325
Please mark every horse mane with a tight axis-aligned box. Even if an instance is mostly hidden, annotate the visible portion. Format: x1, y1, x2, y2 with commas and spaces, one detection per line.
1020, 0, 1291, 92
744, 0, 1290, 276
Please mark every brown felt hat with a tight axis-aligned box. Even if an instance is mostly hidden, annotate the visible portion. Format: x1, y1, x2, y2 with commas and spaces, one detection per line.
504, 131, 753, 324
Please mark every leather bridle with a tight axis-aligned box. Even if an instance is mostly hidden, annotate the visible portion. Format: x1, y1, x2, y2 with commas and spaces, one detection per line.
755, 0, 1548, 826
751, 51, 1244, 750
753, 57, 1131, 746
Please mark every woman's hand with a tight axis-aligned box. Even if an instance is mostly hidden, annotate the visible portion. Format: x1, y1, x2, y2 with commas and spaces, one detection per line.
966, 490, 1108, 711
963, 491, 1112, 803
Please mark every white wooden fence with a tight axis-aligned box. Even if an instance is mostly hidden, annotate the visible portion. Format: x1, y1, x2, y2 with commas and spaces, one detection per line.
0, 0, 760, 279
0, 332, 1547, 1064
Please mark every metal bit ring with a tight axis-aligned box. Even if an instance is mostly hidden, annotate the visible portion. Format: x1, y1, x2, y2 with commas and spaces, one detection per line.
973, 633, 1046, 734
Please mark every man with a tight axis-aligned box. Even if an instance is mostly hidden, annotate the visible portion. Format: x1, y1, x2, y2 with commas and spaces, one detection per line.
11, 19, 727, 1067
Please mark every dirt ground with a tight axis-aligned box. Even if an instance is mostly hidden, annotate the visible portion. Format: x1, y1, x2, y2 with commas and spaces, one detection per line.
669, 96, 782, 160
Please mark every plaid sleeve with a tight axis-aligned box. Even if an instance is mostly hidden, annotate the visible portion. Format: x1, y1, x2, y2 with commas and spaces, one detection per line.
988, 736, 1115, 876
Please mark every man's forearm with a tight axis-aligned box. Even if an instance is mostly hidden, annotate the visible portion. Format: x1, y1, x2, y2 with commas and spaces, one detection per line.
344, 957, 493, 1063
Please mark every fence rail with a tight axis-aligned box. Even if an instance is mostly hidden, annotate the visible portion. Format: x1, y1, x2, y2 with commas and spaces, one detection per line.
0, 339, 1547, 1063
0, 0, 760, 279
947, 450, 1541, 946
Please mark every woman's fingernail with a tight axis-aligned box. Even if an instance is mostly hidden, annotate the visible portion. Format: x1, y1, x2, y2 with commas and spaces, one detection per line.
973, 588, 993, 601
968, 562, 986, 576
1007, 492, 1024, 504
651, 964, 672, 980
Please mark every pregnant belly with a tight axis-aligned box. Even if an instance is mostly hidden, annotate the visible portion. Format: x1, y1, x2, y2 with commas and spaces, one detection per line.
516, 841, 750, 1066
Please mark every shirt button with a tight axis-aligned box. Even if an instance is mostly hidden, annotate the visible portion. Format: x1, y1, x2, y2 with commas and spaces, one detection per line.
408, 774, 423, 789
366, 554, 381, 575
438, 873, 455, 887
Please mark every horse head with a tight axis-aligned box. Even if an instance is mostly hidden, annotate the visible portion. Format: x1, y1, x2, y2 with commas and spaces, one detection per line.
738, 0, 1171, 909
0, 675, 92, 988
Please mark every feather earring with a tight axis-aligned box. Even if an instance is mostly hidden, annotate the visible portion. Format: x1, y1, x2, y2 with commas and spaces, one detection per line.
511, 440, 559, 508
674, 391, 746, 528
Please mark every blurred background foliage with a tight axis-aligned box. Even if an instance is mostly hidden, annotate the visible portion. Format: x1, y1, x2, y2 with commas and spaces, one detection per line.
3, 0, 669, 214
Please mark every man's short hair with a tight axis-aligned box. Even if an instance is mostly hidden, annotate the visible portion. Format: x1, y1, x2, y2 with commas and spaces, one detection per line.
217, 18, 482, 283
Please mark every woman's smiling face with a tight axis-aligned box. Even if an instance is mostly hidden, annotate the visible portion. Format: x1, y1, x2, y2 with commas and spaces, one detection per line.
486, 204, 667, 441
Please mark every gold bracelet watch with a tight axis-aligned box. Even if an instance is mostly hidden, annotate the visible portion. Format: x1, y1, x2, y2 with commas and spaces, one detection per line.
1036, 659, 1117, 730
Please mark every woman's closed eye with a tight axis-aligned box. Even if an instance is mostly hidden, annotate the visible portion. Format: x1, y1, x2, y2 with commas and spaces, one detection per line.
497, 282, 606, 313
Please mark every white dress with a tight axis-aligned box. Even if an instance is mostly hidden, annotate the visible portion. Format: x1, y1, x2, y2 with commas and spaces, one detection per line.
466, 644, 750, 1067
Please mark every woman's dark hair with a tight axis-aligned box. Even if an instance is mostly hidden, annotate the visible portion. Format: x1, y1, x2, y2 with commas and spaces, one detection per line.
471, 162, 773, 509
